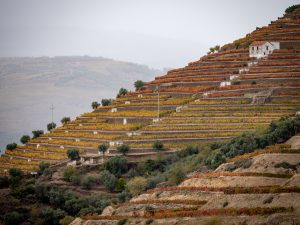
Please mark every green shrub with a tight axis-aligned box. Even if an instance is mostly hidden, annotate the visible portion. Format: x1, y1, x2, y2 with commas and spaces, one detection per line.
104, 156, 128, 176
43, 168, 53, 177
232, 81, 241, 85
82, 176, 94, 190
59, 215, 74, 225
98, 144, 109, 155
42, 208, 65, 225
116, 88, 128, 98
67, 149, 79, 160
153, 140, 164, 151
127, 176, 147, 196
101, 99, 112, 106
32, 130, 44, 138
176, 145, 198, 157
6, 143, 17, 150
47, 122, 57, 131
9, 168, 23, 178
145, 218, 154, 225
117, 144, 130, 155
285, 4, 300, 13
274, 161, 298, 170
134, 80, 144, 91
91, 101, 100, 109
100, 170, 117, 191
20, 135, 30, 144
225, 159, 252, 172
61, 117, 71, 124
39, 161, 50, 174
4, 211, 24, 225
263, 196, 274, 204
223, 201, 229, 208
63, 166, 78, 182
167, 166, 186, 185
116, 178, 126, 192
117, 218, 127, 225
70, 174, 81, 185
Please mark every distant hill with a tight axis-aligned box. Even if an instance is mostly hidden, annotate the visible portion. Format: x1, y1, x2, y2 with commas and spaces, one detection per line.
0, 56, 161, 149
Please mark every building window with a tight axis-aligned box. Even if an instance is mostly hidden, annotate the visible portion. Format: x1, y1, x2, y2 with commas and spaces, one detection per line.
252, 47, 254, 51
257, 46, 259, 50
266, 46, 269, 50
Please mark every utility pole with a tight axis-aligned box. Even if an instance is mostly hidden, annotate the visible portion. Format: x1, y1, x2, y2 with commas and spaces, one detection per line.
50, 104, 55, 125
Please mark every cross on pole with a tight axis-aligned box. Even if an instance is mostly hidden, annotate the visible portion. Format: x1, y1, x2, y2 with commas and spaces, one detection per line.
50, 104, 55, 125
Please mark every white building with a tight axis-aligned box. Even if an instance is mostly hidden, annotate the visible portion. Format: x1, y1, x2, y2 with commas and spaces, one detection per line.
220, 81, 231, 87
249, 41, 280, 58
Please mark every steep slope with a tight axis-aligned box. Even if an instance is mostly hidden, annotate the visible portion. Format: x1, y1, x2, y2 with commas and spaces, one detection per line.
1, 9, 300, 174
74, 138, 300, 225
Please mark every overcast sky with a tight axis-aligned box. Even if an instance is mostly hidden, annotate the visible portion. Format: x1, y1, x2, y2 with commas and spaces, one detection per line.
0, 0, 299, 69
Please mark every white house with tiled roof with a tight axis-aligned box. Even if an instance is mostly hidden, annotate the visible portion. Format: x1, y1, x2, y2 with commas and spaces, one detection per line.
249, 41, 280, 58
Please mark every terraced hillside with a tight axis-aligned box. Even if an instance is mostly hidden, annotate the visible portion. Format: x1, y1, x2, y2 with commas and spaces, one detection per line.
1, 9, 300, 175
74, 137, 300, 225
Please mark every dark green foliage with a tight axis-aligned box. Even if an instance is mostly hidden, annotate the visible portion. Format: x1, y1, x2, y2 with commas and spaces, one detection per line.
232, 81, 241, 85
61, 117, 71, 124
64, 198, 86, 216
70, 174, 81, 185
41, 208, 66, 225
117, 218, 127, 225
63, 166, 78, 182
263, 196, 274, 204
285, 4, 300, 13
223, 201, 229, 208
98, 144, 109, 155
20, 135, 30, 144
117, 144, 130, 155
47, 122, 56, 131
39, 161, 50, 174
91, 101, 100, 109
153, 140, 164, 151
0, 176, 9, 188
59, 215, 75, 225
176, 145, 198, 158
210, 142, 222, 150
167, 166, 186, 185
134, 80, 144, 91
275, 161, 298, 170
205, 149, 226, 169
205, 116, 300, 169
100, 170, 117, 191
67, 149, 80, 160
116, 178, 126, 192
6, 143, 17, 150
145, 218, 154, 225
43, 168, 53, 177
82, 176, 94, 190
81, 176, 93, 189
32, 130, 44, 138
225, 159, 252, 172
101, 99, 112, 106
116, 88, 128, 98
9, 168, 23, 178
4, 211, 24, 225
104, 156, 128, 176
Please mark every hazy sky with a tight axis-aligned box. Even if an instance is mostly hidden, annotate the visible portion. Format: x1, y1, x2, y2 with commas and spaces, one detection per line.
0, 0, 299, 69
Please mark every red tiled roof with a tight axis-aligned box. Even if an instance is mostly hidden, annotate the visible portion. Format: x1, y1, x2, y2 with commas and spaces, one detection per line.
250, 41, 267, 46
